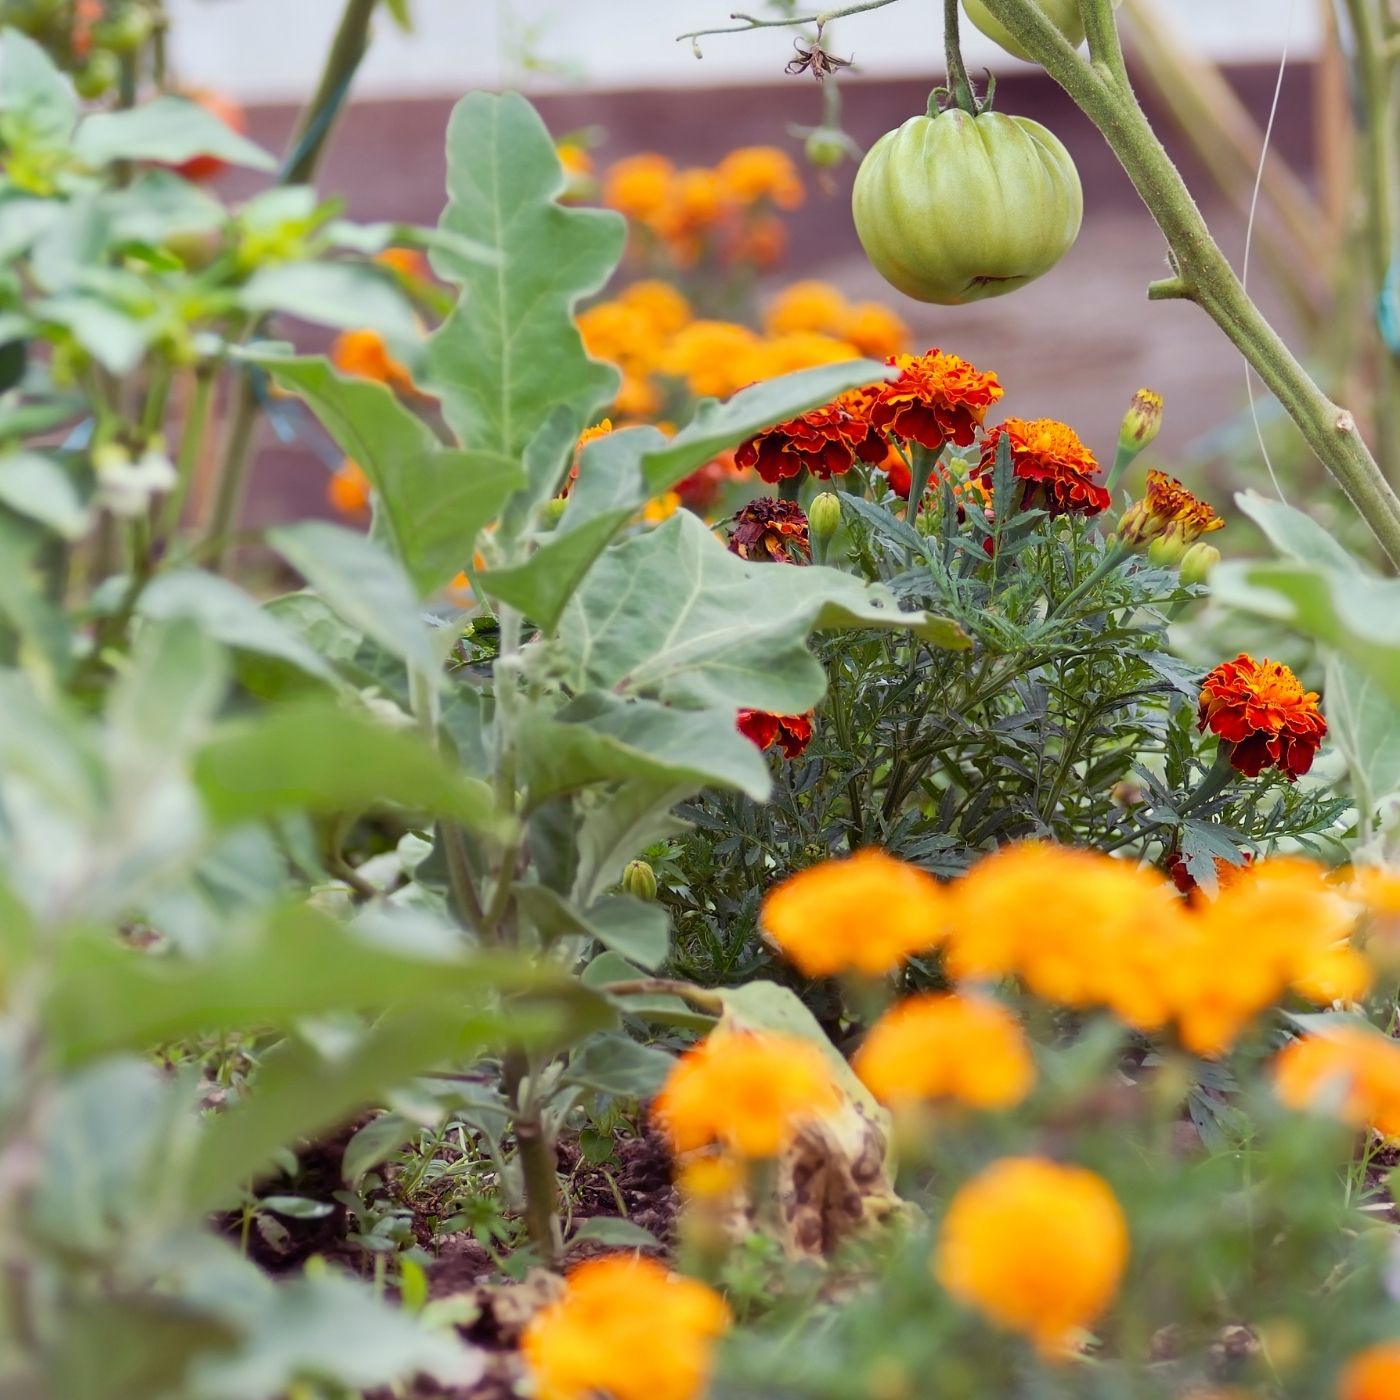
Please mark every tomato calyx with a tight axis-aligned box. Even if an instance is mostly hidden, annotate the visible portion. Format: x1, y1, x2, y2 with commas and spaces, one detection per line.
926, 70, 998, 119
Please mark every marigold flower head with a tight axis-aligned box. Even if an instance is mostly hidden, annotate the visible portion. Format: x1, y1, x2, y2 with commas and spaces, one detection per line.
652, 1026, 840, 1158
577, 419, 614, 451
663, 167, 728, 234
642, 491, 681, 524
331, 329, 416, 395
724, 214, 788, 269
521, 1254, 730, 1400
374, 245, 431, 281
1119, 470, 1224, 550
763, 280, 849, 337
744, 331, 862, 381
1274, 1026, 1400, 1140
614, 372, 661, 421
869, 349, 1004, 454
1198, 653, 1327, 780
603, 153, 676, 225
618, 279, 692, 338
735, 388, 885, 485
840, 302, 909, 361
1339, 1342, 1400, 1400
728, 497, 810, 563
935, 1156, 1128, 1357
557, 141, 593, 180
327, 459, 371, 520
675, 1152, 745, 1203
676, 453, 742, 513
761, 848, 947, 978
977, 417, 1110, 518
661, 321, 764, 399
737, 708, 813, 759
854, 993, 1034, 1110
717, 145, 805, 209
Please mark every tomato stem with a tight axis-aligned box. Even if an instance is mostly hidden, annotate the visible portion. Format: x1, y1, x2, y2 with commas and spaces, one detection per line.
942, 0, 981, 116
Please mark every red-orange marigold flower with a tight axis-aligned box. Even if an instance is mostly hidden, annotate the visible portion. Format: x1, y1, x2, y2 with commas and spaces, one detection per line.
327, 459, 371, 521
868, 349, 1004, 454
738, 709, 813, 759
977, 417, 1110, 518
1119, 469, 1223, 549
331, 328, 417, 395
1198, 653, 1327, 780
735, 390, 885, 484
727, 498, 810, 563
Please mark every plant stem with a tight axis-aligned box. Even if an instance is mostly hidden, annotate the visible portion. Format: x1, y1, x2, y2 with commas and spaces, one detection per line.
504, 1051, 559, 1266
158, 365, 214, 546
942, 0, 978, 115
980, 0, 1400, 568
204, 372, 260, 575
676, 0, 902, 47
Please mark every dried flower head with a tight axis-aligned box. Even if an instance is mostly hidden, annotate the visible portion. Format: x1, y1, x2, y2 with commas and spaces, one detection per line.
854, 993, 1035, 1110
652, 1026, 841, 1158
521, 1255, 730, 1400
935, 1156, 1128, 1357
1198, 654, 1327, 780
869, 349, 1004, 454
786, 37, 854, 80
977, 417, 1110, 518
728, 498, 811, 563
761, 849, 947, 978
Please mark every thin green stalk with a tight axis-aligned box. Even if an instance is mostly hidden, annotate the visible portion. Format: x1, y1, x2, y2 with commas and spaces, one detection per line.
980, 0, 1400, 568
159, 365, 215, 545
942, 0, 979, 116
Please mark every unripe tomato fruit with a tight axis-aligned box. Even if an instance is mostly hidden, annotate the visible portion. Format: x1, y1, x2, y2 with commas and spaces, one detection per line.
851, 107, 1082, 304
961, 0, 1123, 63
172, 90, 247, 184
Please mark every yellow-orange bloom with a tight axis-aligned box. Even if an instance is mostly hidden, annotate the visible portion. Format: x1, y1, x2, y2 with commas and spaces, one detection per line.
762, 849, 947, 978
331, 329, 416, 395
1119, 469, 1223, 550
373, 246, 431, 281
870, 349, 1004, 454
717, 145, 805, 209
763, 280, 848, 337
841, 301, 909, 361
935, 1157, 1128, 1357
1274, 1026, 1400, 1139
521, 1255, 730, 1400
618, 279, 692, 338
977, 417, 1110, 518
854, 993, 1034, 1110
577, 418, 614, 450
1339, 1343, 1400, 1400
652, 1026, 840, 1158
741, 331, 861, 382
327, 459, 371, 520
660, 320, 764, 399
603, 153, 676, 225
557, 142, 593, 179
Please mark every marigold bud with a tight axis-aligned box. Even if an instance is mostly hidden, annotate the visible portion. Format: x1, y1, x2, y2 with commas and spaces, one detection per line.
1118, 388, 1164, 457
1179, 541, 1221, 586
808, 491, 842, 543
622, 859, 658, 901
1147, 531, 1189, 568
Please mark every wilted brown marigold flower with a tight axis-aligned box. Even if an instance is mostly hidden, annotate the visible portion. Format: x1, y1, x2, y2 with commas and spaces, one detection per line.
1197, 653, 1327, 780
738, 709, 813, 758
735, 390, 885, 484
727, 498, 810, 562
977, 417, 1110, 518
869, 349, 1004, 453
1119, 470, 1224, 550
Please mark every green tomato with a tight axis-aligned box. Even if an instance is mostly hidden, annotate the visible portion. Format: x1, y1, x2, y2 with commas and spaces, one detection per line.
961, 0, 1123, 63
851, 107, 1083, 305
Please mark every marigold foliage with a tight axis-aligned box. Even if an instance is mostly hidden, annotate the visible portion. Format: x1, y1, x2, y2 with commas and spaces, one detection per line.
1198, 653, 1327, 780
935, 1156, 1128, 1357
521, 1255, 730, 1400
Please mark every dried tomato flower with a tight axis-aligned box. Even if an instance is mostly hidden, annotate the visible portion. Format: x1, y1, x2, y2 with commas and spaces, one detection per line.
869, 349, 1004, 454
651, 1026, 840, 1159
738, 709, 813, 758
727, 498, 810, 563
735, 390, 885, 485
1197, 653, 1327, 780
1119, 469, 1224, 550
977, 417, 1110, 518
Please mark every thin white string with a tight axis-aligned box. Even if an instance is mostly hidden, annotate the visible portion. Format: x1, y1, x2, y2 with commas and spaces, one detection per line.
1242, 0, 1299, 503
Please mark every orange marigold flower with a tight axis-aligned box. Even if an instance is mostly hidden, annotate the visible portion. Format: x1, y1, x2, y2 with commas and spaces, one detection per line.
977, 417, 1110, 518
724, 213, 788, 269
642, 491, 681, 524
743, 331, 862, 382
652, 1026, 840, 1159
374, 246, 431, 281
735, 390, 885, 485
521, 1254, 730, 1400
840, 302, 909, 360
855, 993, 1035, 1110
618, 279, 692, 338
331, 329, 416, 395
327, 459, 371, 520
737, 709, 814, 759
603, 153, 676, 225
1274, 1026, 1400, 1140
1197, 653, 1327, 780
662, 167, 728, 233
1119, 469, 1224, 550
661, 321, 764, 399
762, 849, 947, 978
728, 498, 810, 563
1339, 1342, 1400, 1400
763, 280, 849, 337
869, 349, 1004, 454
717, 146, 805, 209
577, 418, 614, 450
935, 1157, 1128, 1358
675, 1152, 745, 1203
557, 142, 594, 179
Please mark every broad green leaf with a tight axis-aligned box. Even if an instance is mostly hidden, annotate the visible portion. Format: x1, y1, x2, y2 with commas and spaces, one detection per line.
0, 196, 61, 263
342, 1112, 415, 1187
326, 217, 495, 268
0, 670, 105, 818
268, 521, 436, 676
240, 261, 417, 337
564, 1032, 673, 1097
570, 1217, 661, 1250
514, 886, 669, 969
1234, 490, 1367, 576
425, 91, 623, 457
573, 778, 692, 910
1324, 654, 1400, 837
138, 570, 339, 685
0, 29, 76, 145
192, 701, 498, 834
520, 693, 772, 807
73, 95, 275, 170
110, 618, 226, 761
252, 353, 522, 595
37, 294, 150, 374
101, 170, 226, 243
558, 509, 965, 713
0, 450, 90, 538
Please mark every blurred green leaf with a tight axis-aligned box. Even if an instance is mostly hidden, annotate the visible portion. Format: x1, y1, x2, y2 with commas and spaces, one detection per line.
0, 28, 77, 145
342, 1112, 414, 1187
73, 96, 275, 171
564, 1032, 673, 1097
240, 261, 416, 337
570, 1217, 661, 1250
1325, 654, 1400, 836
0, 450, 89, 539
1234, 490, 1367, 576
514, 886, 669, 969
425, 91, 622, 458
